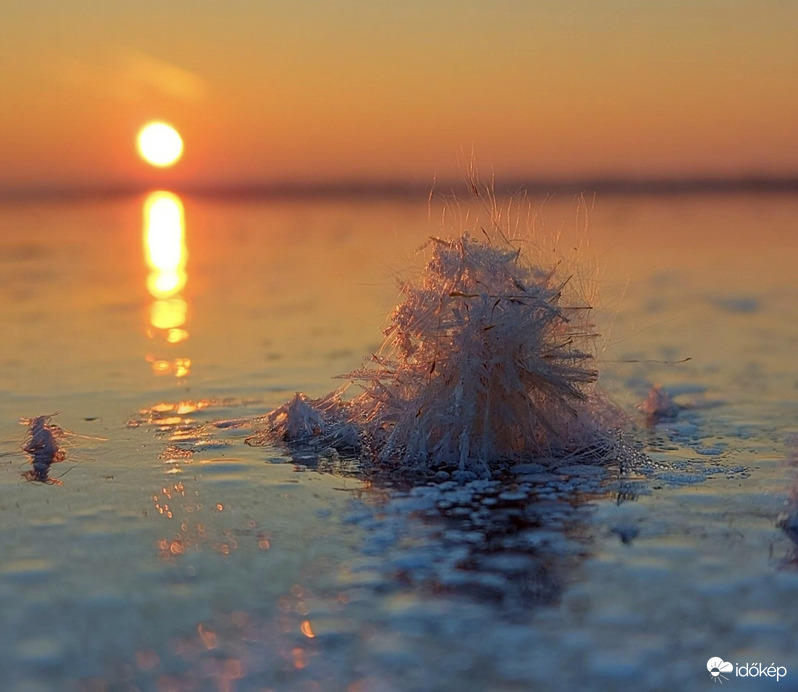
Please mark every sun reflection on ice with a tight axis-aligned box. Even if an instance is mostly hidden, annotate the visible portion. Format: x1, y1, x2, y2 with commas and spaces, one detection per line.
143, 190, 191, 377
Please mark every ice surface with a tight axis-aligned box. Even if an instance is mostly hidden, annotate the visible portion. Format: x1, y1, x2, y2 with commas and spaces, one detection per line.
2, 194, 798, 690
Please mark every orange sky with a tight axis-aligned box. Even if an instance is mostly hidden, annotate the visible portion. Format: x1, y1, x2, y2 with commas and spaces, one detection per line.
1, 1, 797, 192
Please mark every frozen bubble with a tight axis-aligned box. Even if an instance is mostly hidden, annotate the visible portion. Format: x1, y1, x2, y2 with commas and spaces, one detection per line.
446, 506, 476, 518
443, 530, 485, 545
410, 485, 442, 497
465, 479, 500, 494
498, 490, 529, 503
517, 472, 563, 484
452, 470, 478, 483
556, 464, 606, 477
392, 496, 439, 513
511, 462, 547, 475
654, 472, 708, 486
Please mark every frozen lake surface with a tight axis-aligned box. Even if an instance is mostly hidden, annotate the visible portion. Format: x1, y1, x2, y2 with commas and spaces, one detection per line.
1, 192, 797, 691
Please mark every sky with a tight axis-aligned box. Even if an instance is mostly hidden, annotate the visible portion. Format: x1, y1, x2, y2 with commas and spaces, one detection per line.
1, 0, 797, 193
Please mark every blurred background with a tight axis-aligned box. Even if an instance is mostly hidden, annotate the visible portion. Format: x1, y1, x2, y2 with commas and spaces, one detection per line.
1, 0, 796, 196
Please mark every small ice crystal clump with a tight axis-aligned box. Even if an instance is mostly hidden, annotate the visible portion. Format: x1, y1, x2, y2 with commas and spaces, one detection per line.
256, 204, 625, 478
639, 383, 679, 424
259, 391, 361, 452
21, 414, 66, 483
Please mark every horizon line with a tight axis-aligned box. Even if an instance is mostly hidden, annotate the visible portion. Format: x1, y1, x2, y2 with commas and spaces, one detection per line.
1, 174, 798, 203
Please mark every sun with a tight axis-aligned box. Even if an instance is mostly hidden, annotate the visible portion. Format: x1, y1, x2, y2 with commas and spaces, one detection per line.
137, 121, 184, 168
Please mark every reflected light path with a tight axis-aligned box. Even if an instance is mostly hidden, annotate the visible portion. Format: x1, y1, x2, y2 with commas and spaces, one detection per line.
144, 191, 186, 297
143, 191, 191, 377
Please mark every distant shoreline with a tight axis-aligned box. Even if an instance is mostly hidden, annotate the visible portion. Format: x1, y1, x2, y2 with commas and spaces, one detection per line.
2, 176, 798, 203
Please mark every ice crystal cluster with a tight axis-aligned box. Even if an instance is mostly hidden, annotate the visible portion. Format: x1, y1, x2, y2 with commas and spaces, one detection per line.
257, 207, 623, 477
22, 414, 66, 482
